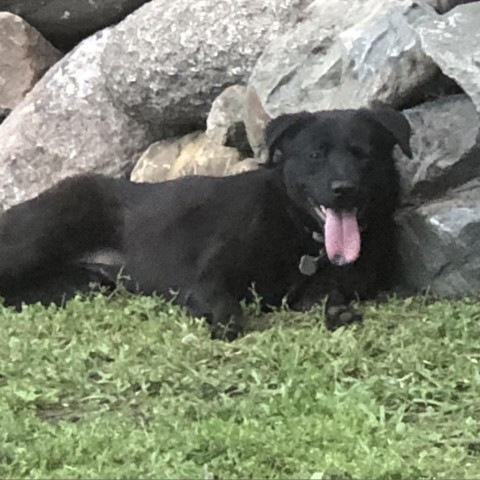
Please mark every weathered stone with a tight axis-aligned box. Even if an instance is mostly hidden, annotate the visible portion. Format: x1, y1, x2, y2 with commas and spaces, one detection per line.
392, 2, 480, 297
246, 0, 464, 156
415, 2, 480, 113
206, 85, 247, 143
101, 0, 311, 139
396, 180, 480, 296
227, 158, 260, 176
0, 0, 311, 209
247, 1, 436, 147
206, 85, 253, 156
170, 135, 243, 179
0, 32, 149, 211
0, 0, 151, 51
130, 132, 201, 183
244, 87, 270, 159
395, 95, 480, 200
131, 132, 244, 183
0, 12, 62, 111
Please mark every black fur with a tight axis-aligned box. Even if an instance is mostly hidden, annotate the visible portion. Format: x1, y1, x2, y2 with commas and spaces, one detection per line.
0, 107, 411, 340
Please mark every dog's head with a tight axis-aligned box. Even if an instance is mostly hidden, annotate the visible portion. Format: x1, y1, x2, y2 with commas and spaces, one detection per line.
264, 107, 412, 266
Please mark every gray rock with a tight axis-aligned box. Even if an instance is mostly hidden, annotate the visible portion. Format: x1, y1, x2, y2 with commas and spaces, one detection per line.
246, 0, 440, 152
0, 0, 311, 209
415, 2, 480, 112
395, 95, 480, 200
0, 0, 150, 51
246, 0, 470, 156
206, 85, 253, 157
0, 32, 149, 211
396, 180, 480, 296
101, 0, 311, 140
206, 85, 247, 140
392, 3, 480, 296
0, 12, 62, 111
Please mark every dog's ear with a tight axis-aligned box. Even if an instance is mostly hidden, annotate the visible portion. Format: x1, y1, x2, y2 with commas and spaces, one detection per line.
264, 112, 314, 165
370, 107, 413, 159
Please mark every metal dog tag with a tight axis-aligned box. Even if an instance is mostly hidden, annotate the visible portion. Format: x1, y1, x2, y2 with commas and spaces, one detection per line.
312, 231, 324, 244
299, 255, 319, 276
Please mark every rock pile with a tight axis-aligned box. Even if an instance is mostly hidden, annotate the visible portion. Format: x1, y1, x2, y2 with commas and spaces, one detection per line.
0, 0, 479, 295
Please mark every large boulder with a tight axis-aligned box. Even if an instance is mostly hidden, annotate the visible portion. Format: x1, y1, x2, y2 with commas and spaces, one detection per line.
0, 32, 149, 211
415, 1, 480, 112
131, 84, 257, 183
392, 3, 480, 295
396, 180, 480, 296
395, 95, 480, 199
101, 0, 311, 139
243, 0, 480, 297
245, 0, 470, 155
0, 0, 150, 51
245, 0, 438, 153
0, 12, 61, 111
0, 0, 311, 210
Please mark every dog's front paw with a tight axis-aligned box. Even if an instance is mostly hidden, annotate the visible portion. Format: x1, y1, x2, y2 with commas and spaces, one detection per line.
183, 287, 244, 341
325, 304, 363, 330
209, 317, 243, 341
208, 299, 244, 341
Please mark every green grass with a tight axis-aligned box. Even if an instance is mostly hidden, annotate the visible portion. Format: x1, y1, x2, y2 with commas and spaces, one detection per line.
2, 292, 480, 479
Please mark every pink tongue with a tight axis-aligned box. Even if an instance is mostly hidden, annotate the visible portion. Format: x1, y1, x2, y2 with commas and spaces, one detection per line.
324, 208, 361, 266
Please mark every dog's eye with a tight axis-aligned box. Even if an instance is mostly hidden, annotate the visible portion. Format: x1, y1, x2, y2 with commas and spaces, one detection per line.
310, 147, 327, 159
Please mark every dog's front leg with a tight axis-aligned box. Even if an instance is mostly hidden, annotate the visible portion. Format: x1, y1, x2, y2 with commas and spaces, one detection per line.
179, 281, 244, 341
323, 289, 363, 330
290, 270, 364, 330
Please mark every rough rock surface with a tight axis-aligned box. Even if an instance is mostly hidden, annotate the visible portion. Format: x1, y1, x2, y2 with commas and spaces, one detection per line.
0, 0, 311, 209
0, 33, 149, 211
245, 0, 471, 155
0, 12, 62, 111
415, 1, 480, 112
246, 0, 441, 152
0, 0, 150, 51
206, 85, 252, 155
131, 132, 201, 183
392, 3, 480, 295
396, 180, 480, 296
395, 95, 480, 199
101, 0, 311, 139
131, 132, 245, 183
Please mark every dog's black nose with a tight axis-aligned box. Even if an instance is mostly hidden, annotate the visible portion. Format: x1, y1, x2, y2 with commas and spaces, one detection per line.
330, 180, 356, 196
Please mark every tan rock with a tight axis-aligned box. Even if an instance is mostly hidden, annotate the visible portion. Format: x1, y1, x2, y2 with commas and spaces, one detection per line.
227, 158, 259, 176
0, 13, 62, 111
169, 134, 243, 179
131, 132, 245, 183
130, 132, 201, 183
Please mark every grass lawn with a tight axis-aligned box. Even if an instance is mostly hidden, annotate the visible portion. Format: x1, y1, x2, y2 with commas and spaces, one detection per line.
1, 291, 480, 479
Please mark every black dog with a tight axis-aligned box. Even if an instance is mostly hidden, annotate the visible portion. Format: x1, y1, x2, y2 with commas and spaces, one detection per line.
0, 107, 412, 339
